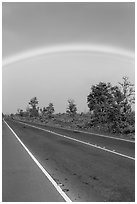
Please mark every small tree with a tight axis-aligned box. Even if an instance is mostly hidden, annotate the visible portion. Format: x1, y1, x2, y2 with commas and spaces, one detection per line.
41, 103, 55, 119
66, 99, 77, 118
46, 103, 55, 118
28, 97, 39, 117
29, 97, 38, 109
118, 76, 135, 114
40, 107, 46, 116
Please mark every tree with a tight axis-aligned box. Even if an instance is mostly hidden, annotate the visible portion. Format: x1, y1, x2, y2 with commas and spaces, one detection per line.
46, 103, 55, 118
118, 76, 135, 114
40, 107, 46, 116
29, 97, 38, 109
28, 97, 39, 117
87, 78, 135, 134
66, 99, 77, 117
41, 103, 55, 119
116, 77, 135, 133
87, 82, 113, 125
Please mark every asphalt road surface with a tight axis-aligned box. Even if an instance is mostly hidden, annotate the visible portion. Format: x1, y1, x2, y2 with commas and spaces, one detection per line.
17, 119, 135, 158
3, 119, 135, 202
2, 120, 67, 202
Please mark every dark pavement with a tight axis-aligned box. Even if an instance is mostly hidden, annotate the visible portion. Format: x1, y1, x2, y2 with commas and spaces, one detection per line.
17, 119, 135, 158
2, 121, 66, 202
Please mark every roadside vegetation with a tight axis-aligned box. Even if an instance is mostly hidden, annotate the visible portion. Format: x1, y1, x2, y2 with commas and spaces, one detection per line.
5, 76, 135, 140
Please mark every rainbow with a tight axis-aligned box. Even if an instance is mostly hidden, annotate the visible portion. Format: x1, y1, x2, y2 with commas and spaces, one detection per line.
3, 43, 134, 67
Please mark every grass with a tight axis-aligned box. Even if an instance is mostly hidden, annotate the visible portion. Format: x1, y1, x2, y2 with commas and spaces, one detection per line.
13, 112, 135, 141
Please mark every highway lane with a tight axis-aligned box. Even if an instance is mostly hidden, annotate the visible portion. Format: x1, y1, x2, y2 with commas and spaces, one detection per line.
2, 121, 67, 202
5, 119, 135, 201
16, 119, 135, 158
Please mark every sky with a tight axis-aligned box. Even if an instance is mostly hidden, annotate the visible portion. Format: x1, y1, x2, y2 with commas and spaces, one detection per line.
2, 2, 135, 114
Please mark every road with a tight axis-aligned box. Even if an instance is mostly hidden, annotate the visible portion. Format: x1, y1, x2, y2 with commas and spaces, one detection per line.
17, 119, 135, 158
3, 119, 135, 202
2, 120, 68, 202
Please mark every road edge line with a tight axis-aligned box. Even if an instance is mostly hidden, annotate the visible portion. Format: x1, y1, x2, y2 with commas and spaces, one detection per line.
75, 129, 135, 143
17, 120, 135, 161
4, 120, 72, 202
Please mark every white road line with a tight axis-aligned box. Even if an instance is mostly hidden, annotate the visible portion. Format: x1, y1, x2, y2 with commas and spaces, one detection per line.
4, 120, 72, 202
16, 120, 135, 161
